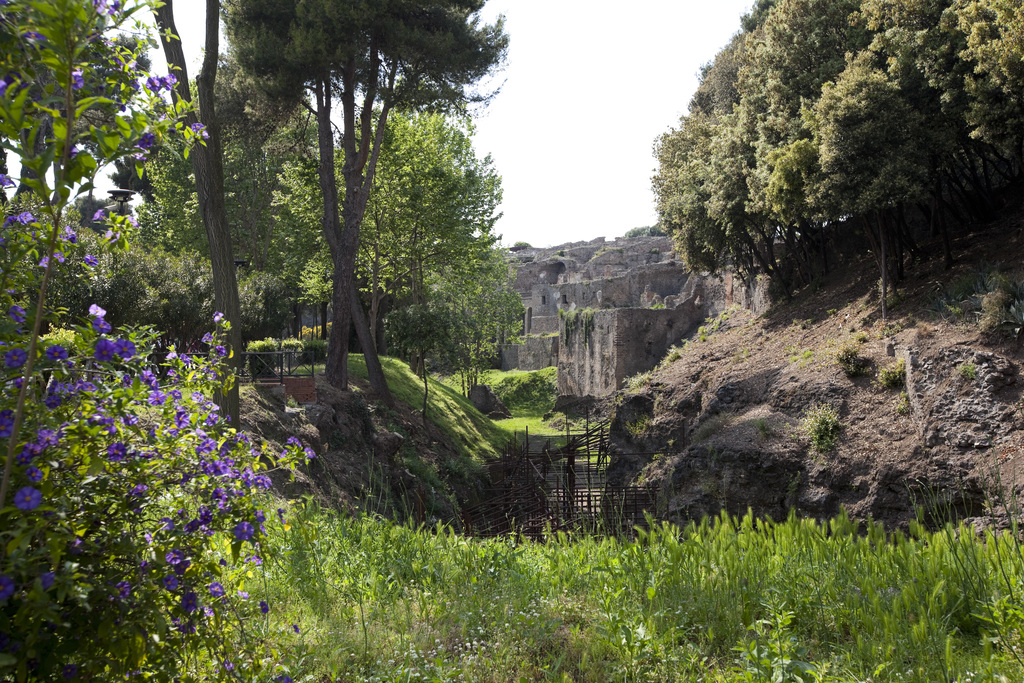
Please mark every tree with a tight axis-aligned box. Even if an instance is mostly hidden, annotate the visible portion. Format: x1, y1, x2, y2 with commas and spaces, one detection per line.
153, 0, 242, 424
359, 111, 502, 344
226, 0, 508, 399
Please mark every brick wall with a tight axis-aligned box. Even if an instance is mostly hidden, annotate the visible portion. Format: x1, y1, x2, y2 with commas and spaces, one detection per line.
282, 377, 317, 404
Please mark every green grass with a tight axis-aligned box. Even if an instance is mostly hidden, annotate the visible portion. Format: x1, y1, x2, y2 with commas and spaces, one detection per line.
238, 505, 1024, 682
439, 367, 562, 437
348, 355, 510, 460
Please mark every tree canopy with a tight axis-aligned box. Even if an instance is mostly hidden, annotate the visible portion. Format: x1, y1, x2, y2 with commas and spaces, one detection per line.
653, 0, 1024, 311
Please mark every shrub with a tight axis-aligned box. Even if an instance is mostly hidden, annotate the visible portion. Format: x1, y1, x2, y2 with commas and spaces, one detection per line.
0, 2, 312, 678
801, 404, 843, 453
876, 359, 906, 389
302, 337, 328, 363
626, 414, 652, 438
625, 370, 653, 393
833, 339, 869, 377
895, 391, 911, 416
958, 362, 977, 381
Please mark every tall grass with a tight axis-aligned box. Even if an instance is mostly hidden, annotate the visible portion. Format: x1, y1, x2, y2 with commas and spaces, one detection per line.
241, 505, 1024, 682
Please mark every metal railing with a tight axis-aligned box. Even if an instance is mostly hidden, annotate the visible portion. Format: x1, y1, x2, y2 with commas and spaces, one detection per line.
239, 350, 319, 383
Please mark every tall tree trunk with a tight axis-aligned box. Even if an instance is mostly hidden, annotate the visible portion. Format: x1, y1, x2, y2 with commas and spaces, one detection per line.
351, 283, 392, 405
155, 0, 241, 424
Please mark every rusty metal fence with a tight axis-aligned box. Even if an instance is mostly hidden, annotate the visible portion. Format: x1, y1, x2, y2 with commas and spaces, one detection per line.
462, 419, 658, 540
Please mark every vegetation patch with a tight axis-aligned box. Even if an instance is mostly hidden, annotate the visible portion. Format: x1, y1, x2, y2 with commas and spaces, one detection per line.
876, 359, 906, 389
560, 307, 596, 346
830, 337, 869, 377
692, 412, 736, 444
801, 404, 843, 453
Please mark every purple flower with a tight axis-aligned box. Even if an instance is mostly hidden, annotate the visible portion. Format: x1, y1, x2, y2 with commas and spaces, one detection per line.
0, 575, 14, 600
94, 339, 117, 362
116, 580, 130, 599
190, 122, 209, 140
46, 345, 68, 361
181, 591, 198, 613
148, 390, 166, 406
162, 574, 179, 591
13, 487, 41, 510
208, 582, 224, 598
88, 304, 106, 318
25, 467, 42, 483
8, 305, 25, 323
92, 209, 106, 222
114, 338, 135, 360
21, 31, 45, 42
260, 600, 269, 614
71, 69, 84, 90
291, 624, 300, 634
166, 549, 185, 565
4, 212, 33, 226
233, 521, 254, 541
107, 442, 127, 461
0, 174, 14, 188
84, 254, 98, 267
136, 132, 155, 150
0, 410, 16, 438
63, 226, 77, 243
62, 664, 77, 680
92, 317, 111, 334
40, 572, 54, 590
162, 74, 177, 90
130, 484, 148, 496
213, 311, 224, 323
5, 348, 27, 368
214, 345, 227, 357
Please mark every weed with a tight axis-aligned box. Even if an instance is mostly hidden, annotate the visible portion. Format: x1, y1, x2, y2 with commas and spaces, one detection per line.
692, 413, 736, 443
658, 343, 688, 370
786, 345, 814, 367
827, 308, 838, 317
625, 370, 654, 393
876, 359, 906, 390
626, 414, 652, 438
801, 404, 843, 453
895, 391, 911, 416
959, 362, 977, 381
732, 347, 751, 364
879, 321, 903, 338
754, 417, 773, 441
832, 338, 869, 377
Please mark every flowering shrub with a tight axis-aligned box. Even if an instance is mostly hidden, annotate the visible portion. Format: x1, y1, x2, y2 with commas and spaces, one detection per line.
0, 0, 308, 679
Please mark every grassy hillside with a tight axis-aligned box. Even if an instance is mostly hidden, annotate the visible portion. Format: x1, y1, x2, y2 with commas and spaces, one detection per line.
348, 355, 511, 461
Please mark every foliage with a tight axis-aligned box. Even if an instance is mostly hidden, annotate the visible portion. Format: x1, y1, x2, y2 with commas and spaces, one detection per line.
357, 112, 503, 342
560, 308, 596, 347
876, 359, 907, 389
959, 362, 978, 381
486, 368, 557, 419
801, 404, 843, 453
654, 0, 1024, 306
242, 506, 1024, 681
0, 1, 310, 678
832, 337, 870, 377
623, 225, 667, 238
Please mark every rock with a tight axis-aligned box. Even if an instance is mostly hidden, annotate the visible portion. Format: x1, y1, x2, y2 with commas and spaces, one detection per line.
468, 384, 512, 419
373, 431, 405, 460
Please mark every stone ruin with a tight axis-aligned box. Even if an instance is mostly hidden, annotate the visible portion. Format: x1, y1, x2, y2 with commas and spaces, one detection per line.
502, 235, 770, 398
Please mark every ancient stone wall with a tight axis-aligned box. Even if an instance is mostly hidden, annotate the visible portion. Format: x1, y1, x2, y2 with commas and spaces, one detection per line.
557, 307, 703, 397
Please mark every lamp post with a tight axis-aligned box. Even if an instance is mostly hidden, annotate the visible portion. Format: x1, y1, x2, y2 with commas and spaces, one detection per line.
106, 188, 134, 216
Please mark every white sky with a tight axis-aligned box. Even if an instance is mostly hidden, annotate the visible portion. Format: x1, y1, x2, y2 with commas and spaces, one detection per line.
134, 0, 753, 248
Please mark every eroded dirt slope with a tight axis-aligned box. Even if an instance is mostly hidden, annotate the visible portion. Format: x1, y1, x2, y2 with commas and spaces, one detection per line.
606, 207, 1024, 530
